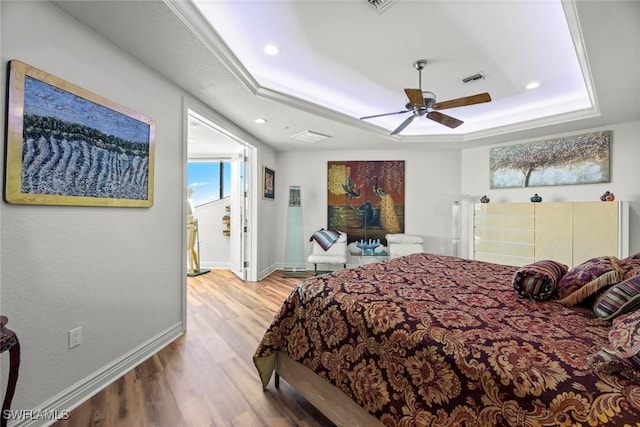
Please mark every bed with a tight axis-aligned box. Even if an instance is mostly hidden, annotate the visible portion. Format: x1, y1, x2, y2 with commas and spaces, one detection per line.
253, 253, 640, 426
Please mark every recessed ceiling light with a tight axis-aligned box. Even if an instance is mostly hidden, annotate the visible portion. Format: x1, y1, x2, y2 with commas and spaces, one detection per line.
526, 81, 540, 90
255, 118, 267, 124
264, 44, 280, 56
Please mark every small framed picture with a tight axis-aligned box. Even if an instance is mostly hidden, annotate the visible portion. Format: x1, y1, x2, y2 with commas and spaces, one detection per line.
263, 166, 275, 200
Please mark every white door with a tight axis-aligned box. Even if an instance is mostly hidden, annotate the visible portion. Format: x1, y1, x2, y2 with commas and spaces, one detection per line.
229, 149, 249, 280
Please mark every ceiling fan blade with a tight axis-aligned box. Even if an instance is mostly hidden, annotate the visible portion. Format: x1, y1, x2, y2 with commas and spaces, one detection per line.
432, 92, 491, 110
360, 110, 410, 120
390, 114, 417, 135
426, 111, 464, 129
404, 89, 424, 107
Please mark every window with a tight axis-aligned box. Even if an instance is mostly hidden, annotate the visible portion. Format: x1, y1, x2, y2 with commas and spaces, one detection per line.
187, 161, 232, 206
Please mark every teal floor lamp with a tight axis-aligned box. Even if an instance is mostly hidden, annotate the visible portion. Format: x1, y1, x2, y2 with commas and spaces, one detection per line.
283, 185, 306, 277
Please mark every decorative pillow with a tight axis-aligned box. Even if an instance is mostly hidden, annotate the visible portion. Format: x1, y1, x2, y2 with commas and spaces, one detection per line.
593, 275, 640, 320
310, 229, 341, 251
556, 256, 623, 307
619, 253, 640, 279
512, 260, 568, 301
587, 349, 640, 383
587, 309, 640, 383
609, 309, 640, 357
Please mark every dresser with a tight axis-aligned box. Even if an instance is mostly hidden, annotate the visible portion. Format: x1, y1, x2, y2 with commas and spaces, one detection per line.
472, 201, 629, 268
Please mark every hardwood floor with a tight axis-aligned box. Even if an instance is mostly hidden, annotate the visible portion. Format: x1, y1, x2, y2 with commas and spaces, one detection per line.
52, 270, 335, 427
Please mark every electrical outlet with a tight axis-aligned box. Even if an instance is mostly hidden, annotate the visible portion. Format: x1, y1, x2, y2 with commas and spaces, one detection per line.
69, 327, 82, 349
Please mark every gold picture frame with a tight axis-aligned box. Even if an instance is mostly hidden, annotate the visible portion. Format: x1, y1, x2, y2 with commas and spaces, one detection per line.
4, 60, 155, 207
263, 166, 275, 200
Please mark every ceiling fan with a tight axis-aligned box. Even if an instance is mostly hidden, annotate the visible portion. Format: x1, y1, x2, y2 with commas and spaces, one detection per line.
360, 59, 491, 135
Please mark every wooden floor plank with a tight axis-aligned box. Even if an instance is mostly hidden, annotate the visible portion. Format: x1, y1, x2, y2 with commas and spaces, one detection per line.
52, 270, 334, 427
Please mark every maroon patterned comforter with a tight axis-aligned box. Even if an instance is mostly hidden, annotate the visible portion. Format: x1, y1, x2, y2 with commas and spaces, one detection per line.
254, 254, 640, 426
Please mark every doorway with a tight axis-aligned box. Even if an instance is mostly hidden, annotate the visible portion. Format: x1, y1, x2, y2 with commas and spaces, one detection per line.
183, 101, 257, 283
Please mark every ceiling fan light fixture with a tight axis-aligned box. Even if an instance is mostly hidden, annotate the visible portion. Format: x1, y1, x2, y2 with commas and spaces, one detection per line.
366, 0, 397, 13
360, 60, 491, 134
423, 91, 436, 107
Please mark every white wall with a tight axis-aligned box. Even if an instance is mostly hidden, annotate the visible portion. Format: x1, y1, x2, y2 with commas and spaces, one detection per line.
0, 0, 279, 419
274, 121, 640, 270
194, 200, 231, 269
275, 149, 462, 268
258, 150, 279, 278
460, 121, 640, 257
1, 0, 185, 414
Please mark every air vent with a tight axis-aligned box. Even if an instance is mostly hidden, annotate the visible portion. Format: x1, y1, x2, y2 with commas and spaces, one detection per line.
291, 131, 331, 143
462, 72, 486, 84
367, 0, 397, 13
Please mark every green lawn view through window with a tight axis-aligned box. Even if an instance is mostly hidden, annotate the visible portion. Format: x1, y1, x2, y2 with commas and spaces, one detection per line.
187, 161, 231, 207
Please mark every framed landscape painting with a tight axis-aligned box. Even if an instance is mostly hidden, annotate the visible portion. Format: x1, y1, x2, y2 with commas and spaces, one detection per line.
4, 60, 155, 207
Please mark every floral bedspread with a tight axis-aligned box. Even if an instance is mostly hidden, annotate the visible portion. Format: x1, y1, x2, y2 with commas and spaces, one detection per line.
253, 253, 640, 426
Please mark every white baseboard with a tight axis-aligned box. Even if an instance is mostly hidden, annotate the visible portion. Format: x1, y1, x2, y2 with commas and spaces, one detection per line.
199, 261, 231, 270
11, 323, 184, 427
259, 263, 278, 280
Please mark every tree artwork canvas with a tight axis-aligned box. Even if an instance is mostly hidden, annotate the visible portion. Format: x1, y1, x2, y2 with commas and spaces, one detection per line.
489, 131, 610, 189
327, 160, 405, 246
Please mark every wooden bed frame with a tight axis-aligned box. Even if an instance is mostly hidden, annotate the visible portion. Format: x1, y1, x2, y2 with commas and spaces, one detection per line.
274, 351, 383, 426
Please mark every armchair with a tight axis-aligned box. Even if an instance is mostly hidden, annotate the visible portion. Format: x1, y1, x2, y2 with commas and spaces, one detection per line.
308, 230, 348, 274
